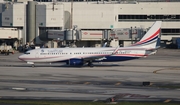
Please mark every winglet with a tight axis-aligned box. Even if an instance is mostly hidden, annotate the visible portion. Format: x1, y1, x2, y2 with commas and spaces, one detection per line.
103, 42, 107, 47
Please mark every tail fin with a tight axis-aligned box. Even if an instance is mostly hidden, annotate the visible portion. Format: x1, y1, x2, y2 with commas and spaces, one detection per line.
131, 21, 162, 49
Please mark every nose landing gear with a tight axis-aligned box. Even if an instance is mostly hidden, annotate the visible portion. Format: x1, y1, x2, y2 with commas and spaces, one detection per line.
27, 62, 35, 68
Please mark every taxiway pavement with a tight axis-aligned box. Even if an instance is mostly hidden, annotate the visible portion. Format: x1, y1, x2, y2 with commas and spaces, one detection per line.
0, 49, 180, 102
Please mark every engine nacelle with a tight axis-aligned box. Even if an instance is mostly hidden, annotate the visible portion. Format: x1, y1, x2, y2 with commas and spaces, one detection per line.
66, 59, 84, 66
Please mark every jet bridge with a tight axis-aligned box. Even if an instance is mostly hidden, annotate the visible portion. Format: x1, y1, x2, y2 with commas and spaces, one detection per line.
0, 28, 20, 39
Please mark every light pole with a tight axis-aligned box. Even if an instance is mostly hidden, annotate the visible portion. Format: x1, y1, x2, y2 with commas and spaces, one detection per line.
70, 0, 74, 46
134, 26, 137, 43
130, 27, 133, 44
70, 0, 73, 30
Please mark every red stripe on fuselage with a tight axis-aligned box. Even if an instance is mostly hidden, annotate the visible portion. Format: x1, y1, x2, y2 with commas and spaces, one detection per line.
20, 56, 61, 61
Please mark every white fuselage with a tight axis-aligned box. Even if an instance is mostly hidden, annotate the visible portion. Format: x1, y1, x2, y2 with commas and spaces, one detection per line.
18, 47, 147, 63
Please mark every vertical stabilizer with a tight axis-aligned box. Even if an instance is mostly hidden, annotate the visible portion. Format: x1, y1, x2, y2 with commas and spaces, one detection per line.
131, 21, 162, 49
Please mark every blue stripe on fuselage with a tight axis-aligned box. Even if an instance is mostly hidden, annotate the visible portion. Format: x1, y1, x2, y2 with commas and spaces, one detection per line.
58, 56, 140, 63
100, 56, 139, 62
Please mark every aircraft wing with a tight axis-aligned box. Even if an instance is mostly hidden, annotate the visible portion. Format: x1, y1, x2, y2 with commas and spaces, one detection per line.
82, 54, 109, 61
80, 46, 119, 61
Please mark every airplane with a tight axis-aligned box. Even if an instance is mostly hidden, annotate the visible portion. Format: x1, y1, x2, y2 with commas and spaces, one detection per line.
18, 21, 162, 67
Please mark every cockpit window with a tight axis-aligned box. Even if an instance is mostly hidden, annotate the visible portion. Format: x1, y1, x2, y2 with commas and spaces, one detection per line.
24, 52, 30, 54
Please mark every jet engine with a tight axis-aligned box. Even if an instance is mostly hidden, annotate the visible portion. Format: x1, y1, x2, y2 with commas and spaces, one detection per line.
66, 59, 84, 66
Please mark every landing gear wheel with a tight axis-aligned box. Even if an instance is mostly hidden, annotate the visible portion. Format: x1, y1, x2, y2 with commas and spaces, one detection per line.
32, 64, 35, 68
90, 64, 94, 68
88, 61, 94, 68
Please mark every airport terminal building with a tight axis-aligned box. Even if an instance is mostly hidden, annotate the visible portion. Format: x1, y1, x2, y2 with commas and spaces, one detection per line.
0, 0, 180, 48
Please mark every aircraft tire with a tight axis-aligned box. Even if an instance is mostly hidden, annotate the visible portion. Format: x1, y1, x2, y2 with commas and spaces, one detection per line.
90, 64, 94, 68
32, 64, 35, 68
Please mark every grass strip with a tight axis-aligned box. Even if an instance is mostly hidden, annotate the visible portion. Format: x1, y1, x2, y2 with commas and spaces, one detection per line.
0, 100, 179, 105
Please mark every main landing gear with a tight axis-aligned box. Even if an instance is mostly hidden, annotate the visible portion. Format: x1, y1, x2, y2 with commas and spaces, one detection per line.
87, 61, 94, 67
31, 64, 35, 68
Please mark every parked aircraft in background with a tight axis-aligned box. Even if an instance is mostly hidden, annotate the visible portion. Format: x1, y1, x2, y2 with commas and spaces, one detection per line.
18, 21, 162, 67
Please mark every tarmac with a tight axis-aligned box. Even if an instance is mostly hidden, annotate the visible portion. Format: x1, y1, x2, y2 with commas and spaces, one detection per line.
0, 48, 180, 102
